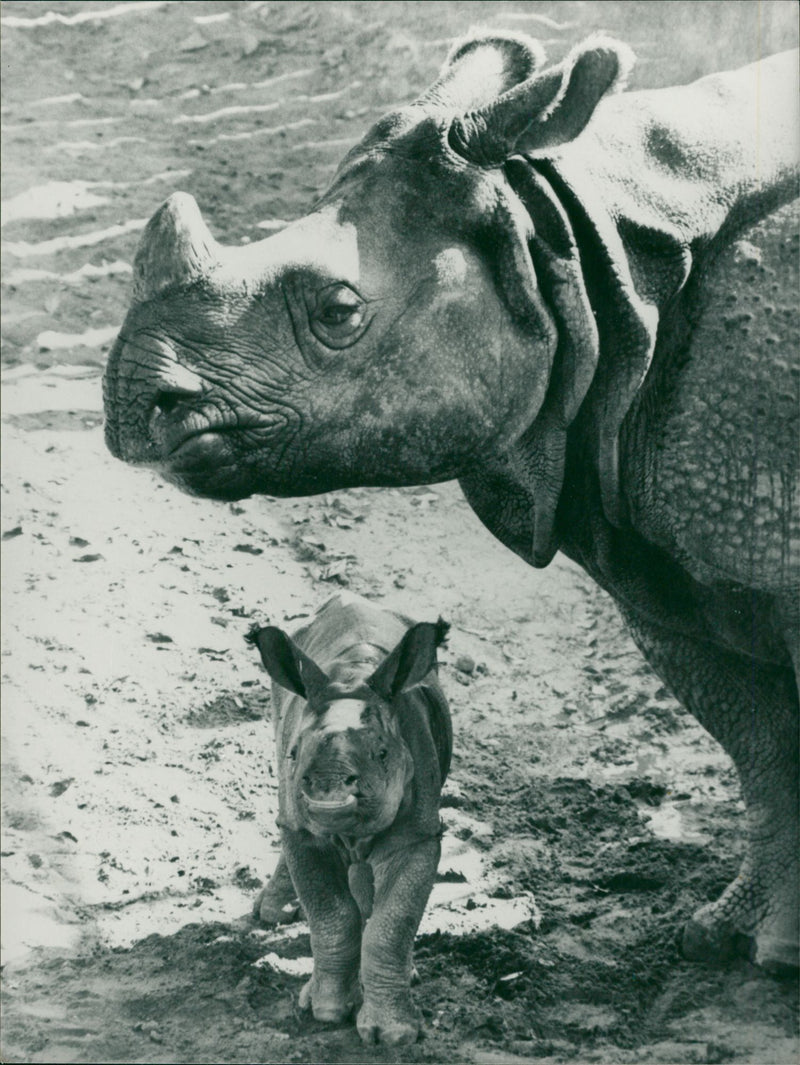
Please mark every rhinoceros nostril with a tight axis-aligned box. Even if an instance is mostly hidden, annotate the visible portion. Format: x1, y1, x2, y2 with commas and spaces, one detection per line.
345, 775, 358, 787
155, 391, 182, 415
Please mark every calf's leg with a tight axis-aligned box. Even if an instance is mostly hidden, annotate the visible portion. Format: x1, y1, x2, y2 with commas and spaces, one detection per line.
357, 837, 440, 1046
282, 831, 361, 1020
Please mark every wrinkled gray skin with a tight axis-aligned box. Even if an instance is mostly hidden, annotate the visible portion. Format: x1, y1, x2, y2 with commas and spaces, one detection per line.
249, 594, 451, 1045
104, 33, 799, 971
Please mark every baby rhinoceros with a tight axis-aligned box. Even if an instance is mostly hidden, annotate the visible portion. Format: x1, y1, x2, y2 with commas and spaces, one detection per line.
248, 594, 451, 1046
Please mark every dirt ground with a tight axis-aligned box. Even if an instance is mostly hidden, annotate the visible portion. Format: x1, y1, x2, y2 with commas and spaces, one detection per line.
2, 2, 798, 1063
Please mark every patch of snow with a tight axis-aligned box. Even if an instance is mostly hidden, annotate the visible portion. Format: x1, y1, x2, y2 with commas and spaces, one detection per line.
495, 12, 576, 29
3, 116, 121, 132
4, 260, 132, 286
1, 371, 104, 416
48, 136, 147, 155
5, 219, 146, 258
191, 117, 315, 147
2, 2, 166, 29
30, 92, 85, 107
36, 326, 119, 353
255, 220, 292, 232
253, 952, 313, 977
194, 13, 231, 25
174, 101, 280, 125
2, 182, 110, 226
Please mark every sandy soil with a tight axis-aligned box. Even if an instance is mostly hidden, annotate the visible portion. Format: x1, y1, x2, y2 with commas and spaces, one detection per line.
2, 2, 798, 1063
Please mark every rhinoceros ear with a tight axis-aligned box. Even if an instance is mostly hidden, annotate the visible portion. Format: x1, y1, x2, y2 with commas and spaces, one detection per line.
132, 192, 219, 303
449, 36, 634, 165
367, 620, 449, 702
247, 625, 329, 702
415, 30, 545, 111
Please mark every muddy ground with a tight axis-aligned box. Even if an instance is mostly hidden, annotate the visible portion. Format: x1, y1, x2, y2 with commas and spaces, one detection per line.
2, 2, 798, 1063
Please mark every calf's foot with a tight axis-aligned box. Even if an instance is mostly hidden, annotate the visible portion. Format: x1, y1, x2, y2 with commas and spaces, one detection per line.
356, 995, 420, 1046
253, 856, 300, 925
299, 970, 361, 1023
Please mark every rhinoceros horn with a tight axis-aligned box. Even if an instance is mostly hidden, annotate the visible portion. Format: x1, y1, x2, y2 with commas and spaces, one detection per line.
415, 30, 546, 111
132, 191, 219, 303
448, 35, 634, 166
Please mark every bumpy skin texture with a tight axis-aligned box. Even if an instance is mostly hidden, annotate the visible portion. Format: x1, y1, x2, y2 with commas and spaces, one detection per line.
251, 595, 451, 1045
103, 35, 799, 971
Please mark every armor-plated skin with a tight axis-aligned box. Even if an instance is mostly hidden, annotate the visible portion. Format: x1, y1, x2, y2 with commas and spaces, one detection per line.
104, 34, 799, 971
249, 594, 451, 1046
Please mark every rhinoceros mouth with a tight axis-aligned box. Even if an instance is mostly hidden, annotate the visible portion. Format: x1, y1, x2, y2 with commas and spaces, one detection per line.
165, 426, 240, 459
158, 415, 284, 474
155, 425, 263, 502
303, 794, 358, 815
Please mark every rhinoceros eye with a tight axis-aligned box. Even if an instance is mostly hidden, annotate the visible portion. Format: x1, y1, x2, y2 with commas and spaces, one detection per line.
378, 748, 388, 763
310, 283, 370, 349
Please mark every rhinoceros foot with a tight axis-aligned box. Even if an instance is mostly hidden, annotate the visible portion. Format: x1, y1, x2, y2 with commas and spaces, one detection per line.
681, 909, 752, 964
356, 995, 420, 1046
299, 970, 361, 1023
683, 893, 799, 973
252, 856, 301, 926
253, 886, 300, 926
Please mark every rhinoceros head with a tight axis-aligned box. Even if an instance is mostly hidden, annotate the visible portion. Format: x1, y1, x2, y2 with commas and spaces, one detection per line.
249, 620, 447, 836
104, 32, 632, 541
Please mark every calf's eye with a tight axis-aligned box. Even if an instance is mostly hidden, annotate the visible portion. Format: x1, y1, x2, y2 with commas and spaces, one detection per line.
378, 748, 388, 762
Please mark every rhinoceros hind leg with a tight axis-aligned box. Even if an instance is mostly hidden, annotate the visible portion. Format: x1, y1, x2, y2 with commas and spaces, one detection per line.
252, 854, 300, 925
622, 609, 799, 972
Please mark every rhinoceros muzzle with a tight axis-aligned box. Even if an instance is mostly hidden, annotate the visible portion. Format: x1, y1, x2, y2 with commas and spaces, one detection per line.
301, 790, 368, 834
303, 794, 359, 814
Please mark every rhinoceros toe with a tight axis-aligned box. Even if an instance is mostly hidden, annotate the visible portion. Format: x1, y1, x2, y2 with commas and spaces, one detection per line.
356, 999, 420, 1046
754, 934, 800, 975
681, 912, 752, 964
300, 972, 361, 1023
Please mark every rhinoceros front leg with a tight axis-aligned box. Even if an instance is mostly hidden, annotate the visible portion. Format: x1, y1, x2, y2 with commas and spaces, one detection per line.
281, 830, 361, 1021
622, 608, 799, 971
356, 837, 440, 1046
253, 854, 300, 925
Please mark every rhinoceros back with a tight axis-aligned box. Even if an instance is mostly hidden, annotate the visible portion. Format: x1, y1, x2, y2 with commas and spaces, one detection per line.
290, 594, 411, 672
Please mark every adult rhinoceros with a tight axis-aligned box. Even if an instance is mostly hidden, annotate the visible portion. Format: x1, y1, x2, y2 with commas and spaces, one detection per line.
103, 33, 799, 971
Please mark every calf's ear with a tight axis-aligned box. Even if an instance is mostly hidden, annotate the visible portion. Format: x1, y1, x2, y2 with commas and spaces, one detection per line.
246, 625, 328, 701
367, 620, 449, 701
415, 31, 545, 111
449, 36, 634, 165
